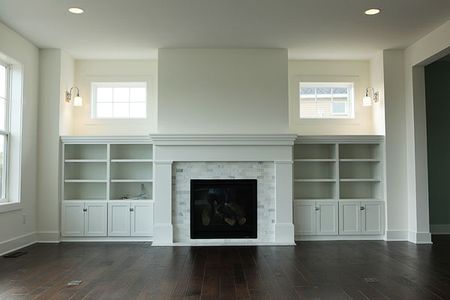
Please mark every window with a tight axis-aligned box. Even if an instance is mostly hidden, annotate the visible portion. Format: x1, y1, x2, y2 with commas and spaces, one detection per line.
91, 82, 147, 119
0, 63, 9, 201
299, 82, 354, 119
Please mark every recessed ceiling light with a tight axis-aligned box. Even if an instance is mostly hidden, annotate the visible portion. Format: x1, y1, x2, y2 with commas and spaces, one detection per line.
68, 7, 84, 14
365, 8, 381, 15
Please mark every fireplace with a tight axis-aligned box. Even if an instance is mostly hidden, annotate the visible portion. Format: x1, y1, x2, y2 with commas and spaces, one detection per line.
190, 179, 257, 239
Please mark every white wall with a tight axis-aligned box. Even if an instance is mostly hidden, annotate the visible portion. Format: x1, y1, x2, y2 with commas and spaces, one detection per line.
74, 59, 158, 135
382, 50, 409, 240
0, 22, 39, 253
59, 52, 75, 135
37, 49, 74, 242
288, 60, 374, 135
158, 49, 289, 133
370, 53, 385, 135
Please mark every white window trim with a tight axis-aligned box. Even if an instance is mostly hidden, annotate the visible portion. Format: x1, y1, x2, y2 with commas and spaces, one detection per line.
91, 81, 148, 120
299, 82, 355, 120
0, 57, 23, 213
0, 61, 10, 204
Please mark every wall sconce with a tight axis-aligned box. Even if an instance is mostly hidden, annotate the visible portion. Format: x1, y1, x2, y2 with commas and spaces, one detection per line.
362, 87, 380, 106
65, 87, 83, 106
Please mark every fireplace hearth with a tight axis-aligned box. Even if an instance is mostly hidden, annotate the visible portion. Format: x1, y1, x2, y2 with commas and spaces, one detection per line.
190, 179, 257, 239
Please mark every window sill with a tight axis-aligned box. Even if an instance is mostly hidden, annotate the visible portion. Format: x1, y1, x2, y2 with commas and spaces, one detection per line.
0, 202, 22, 213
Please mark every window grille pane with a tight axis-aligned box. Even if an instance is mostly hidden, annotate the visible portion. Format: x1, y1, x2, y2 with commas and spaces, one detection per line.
113, 87, 129, 102
113, 103, 130, 118
130, 103, 146, 118
0, 65, 5, 99
0, 135, 5, 199
300, 101, 318, 118
332, 102, 347, 114
332, 87, 348, 94
300, 87, 315, 95
96, 103, 113, 118
317, 87, 332, 95
96, 87, 112, 102
0, 98, 5, 131
130, 87, 146, 102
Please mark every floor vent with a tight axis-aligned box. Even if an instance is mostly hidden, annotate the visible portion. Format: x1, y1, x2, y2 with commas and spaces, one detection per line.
364, 277, 379, 283
67, 280, 83, 286
3, 251, 27, 258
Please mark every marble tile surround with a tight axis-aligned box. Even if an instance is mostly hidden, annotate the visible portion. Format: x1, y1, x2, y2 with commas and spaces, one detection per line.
172, 162, 275, 243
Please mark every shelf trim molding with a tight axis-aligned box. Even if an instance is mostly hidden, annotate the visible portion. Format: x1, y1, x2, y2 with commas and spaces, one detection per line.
61, 136, 151, 144
296, 135, 384, 144
150, 134, 298, 146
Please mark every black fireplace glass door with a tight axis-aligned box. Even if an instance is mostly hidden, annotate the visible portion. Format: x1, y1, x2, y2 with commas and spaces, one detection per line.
190, 179, 257, 239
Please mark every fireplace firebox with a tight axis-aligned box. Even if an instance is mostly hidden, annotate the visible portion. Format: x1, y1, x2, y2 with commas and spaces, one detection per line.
190, 179, 257, 239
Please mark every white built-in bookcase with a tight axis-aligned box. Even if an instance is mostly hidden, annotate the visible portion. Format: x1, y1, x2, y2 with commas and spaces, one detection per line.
61, 137, 154, 239
293, 136, 385, 240
63, 142, 153, 201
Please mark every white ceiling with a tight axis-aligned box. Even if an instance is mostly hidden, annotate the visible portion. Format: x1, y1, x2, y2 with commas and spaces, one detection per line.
0, 0, 449, 60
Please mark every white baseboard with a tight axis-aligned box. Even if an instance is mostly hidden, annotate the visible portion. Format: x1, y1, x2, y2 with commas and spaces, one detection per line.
0, 232, 37, 256
166, 242, 295, 246
296, 235, 384, 241
430, 224, 450, 235
408, 231, 432, 244
385, 230, 409, 241
36, 231, 60, 243
61, 237, 152, 242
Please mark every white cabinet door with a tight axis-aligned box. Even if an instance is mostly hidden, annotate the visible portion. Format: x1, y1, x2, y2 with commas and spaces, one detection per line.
294, 200, 316, 236
85, 202, 107, 236
316, 201, 338, 236
339, 201, 361, 235
131, 201, 154, 237
362, 201, 383, 235
108, 202, 131, 236
62, 201, 84, 236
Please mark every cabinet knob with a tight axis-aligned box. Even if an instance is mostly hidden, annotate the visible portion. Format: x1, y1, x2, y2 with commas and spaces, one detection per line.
130, 208, 134, 212
360, 206, 365, 211
315, 207, 320, 211
83, 208, 87, 212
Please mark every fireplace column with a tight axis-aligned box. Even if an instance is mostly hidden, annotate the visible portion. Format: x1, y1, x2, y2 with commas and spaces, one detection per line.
153, 160, 173, 245
274, 161, 295, 244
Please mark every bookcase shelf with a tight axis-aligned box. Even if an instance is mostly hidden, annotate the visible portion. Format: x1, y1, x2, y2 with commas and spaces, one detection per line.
110, 144, 153, 160
65, 144, 107, 160
294, 143, 336, 160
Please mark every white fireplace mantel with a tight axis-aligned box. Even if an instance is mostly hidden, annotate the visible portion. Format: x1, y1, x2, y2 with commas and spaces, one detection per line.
151, 134, 297, 246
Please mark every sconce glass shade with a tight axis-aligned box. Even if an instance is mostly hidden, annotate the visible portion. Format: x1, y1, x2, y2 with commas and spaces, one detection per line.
363, 95, 372, 106
73, 96, 83, 106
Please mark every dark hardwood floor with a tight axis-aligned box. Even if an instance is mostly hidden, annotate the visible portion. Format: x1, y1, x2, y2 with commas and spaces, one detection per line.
1, 237, 450, 299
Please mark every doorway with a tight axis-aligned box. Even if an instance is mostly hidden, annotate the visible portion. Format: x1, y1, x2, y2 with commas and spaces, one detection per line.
425, 54, 450, 241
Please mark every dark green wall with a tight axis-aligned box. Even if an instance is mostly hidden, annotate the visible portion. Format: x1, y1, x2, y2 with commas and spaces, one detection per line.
425, 60, 450, 225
